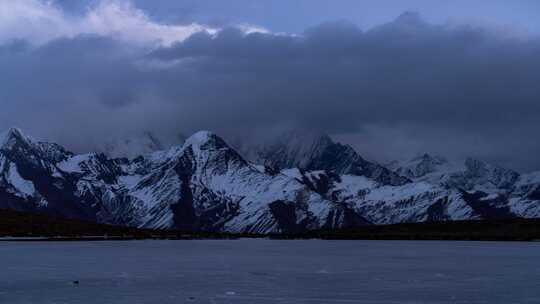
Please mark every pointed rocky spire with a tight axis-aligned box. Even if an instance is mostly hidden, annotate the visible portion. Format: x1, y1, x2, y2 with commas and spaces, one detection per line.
182, 131, 231, 152
0, 127, 33, 150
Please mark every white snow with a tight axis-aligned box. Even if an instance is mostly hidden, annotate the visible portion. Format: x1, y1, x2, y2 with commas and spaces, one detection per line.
121, 169, 181, 210
480, 193, 500, 201
516, 171, 540, 187
118, 174, 144, 190
0, 127, 34, 149
508, 196, 540, 218
333, 174, 376, 194
7, 163, 36, 197
281, 168, 304, 180
252, 164, 266, 173
57, 154, 91, 173
183, 131, 214, 153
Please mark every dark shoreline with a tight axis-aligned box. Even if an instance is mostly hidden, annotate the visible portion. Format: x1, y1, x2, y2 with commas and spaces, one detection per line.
1, 209, 540, 242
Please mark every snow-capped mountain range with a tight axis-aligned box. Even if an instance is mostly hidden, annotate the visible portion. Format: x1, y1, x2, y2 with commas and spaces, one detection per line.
1, 127, 539, 233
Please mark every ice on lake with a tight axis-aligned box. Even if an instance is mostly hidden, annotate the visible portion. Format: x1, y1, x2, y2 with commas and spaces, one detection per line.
0, 240, 539, 303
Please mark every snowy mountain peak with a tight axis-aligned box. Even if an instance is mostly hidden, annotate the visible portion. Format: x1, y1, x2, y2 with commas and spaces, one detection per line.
0, 127, 33, 149
241, 130, 340, 171
179, 131, 247, 171
411, 153, 447, 164
3, 127, 24, 138
182, 131, 231, 154
0, 127, 540, 232
390, 154, 521, 192
184, 131, 216, 146
393, 153, 451, 179
462, 158, 520, 189
239, 129, 409, 186
0, 127, 72, 164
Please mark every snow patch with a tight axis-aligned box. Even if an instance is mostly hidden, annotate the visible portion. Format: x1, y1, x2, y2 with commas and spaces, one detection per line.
281, 168, 304, 180
7, 163, 36, 197
57, 154, 91, 174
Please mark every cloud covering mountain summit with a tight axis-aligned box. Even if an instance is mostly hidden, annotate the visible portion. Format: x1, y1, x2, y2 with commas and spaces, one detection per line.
1, 1, 540, 170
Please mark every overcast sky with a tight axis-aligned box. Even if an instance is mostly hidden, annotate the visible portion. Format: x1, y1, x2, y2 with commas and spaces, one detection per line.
1, 0, 540, 171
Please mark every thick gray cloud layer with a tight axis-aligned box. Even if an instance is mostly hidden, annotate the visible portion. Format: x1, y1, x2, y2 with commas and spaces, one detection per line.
1, 4, 540, 171
55, 0, 540, 34
150, 14, 540, 170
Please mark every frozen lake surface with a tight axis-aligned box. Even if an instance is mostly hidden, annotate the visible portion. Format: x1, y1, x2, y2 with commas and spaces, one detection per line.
0, 240, 539, 303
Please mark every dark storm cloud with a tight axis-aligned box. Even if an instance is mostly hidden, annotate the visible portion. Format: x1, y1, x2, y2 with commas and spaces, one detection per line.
151, 16, 540, 133
2, 11, 540, 170
146, 14, 540, 170
0, 35, 174, 150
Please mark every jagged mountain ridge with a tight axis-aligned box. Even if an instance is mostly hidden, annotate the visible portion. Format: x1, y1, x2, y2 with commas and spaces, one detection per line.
1, 128, 539, 233
388, 153, 521, 192
381, 154, 539, 221
240, 130, 410, 186
0, 128, 367, 233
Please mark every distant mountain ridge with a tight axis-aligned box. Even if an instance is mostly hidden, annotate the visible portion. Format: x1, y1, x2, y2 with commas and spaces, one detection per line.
240, 130, 409, 186
0, 127, 539, 233
94, 131, 186, 159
